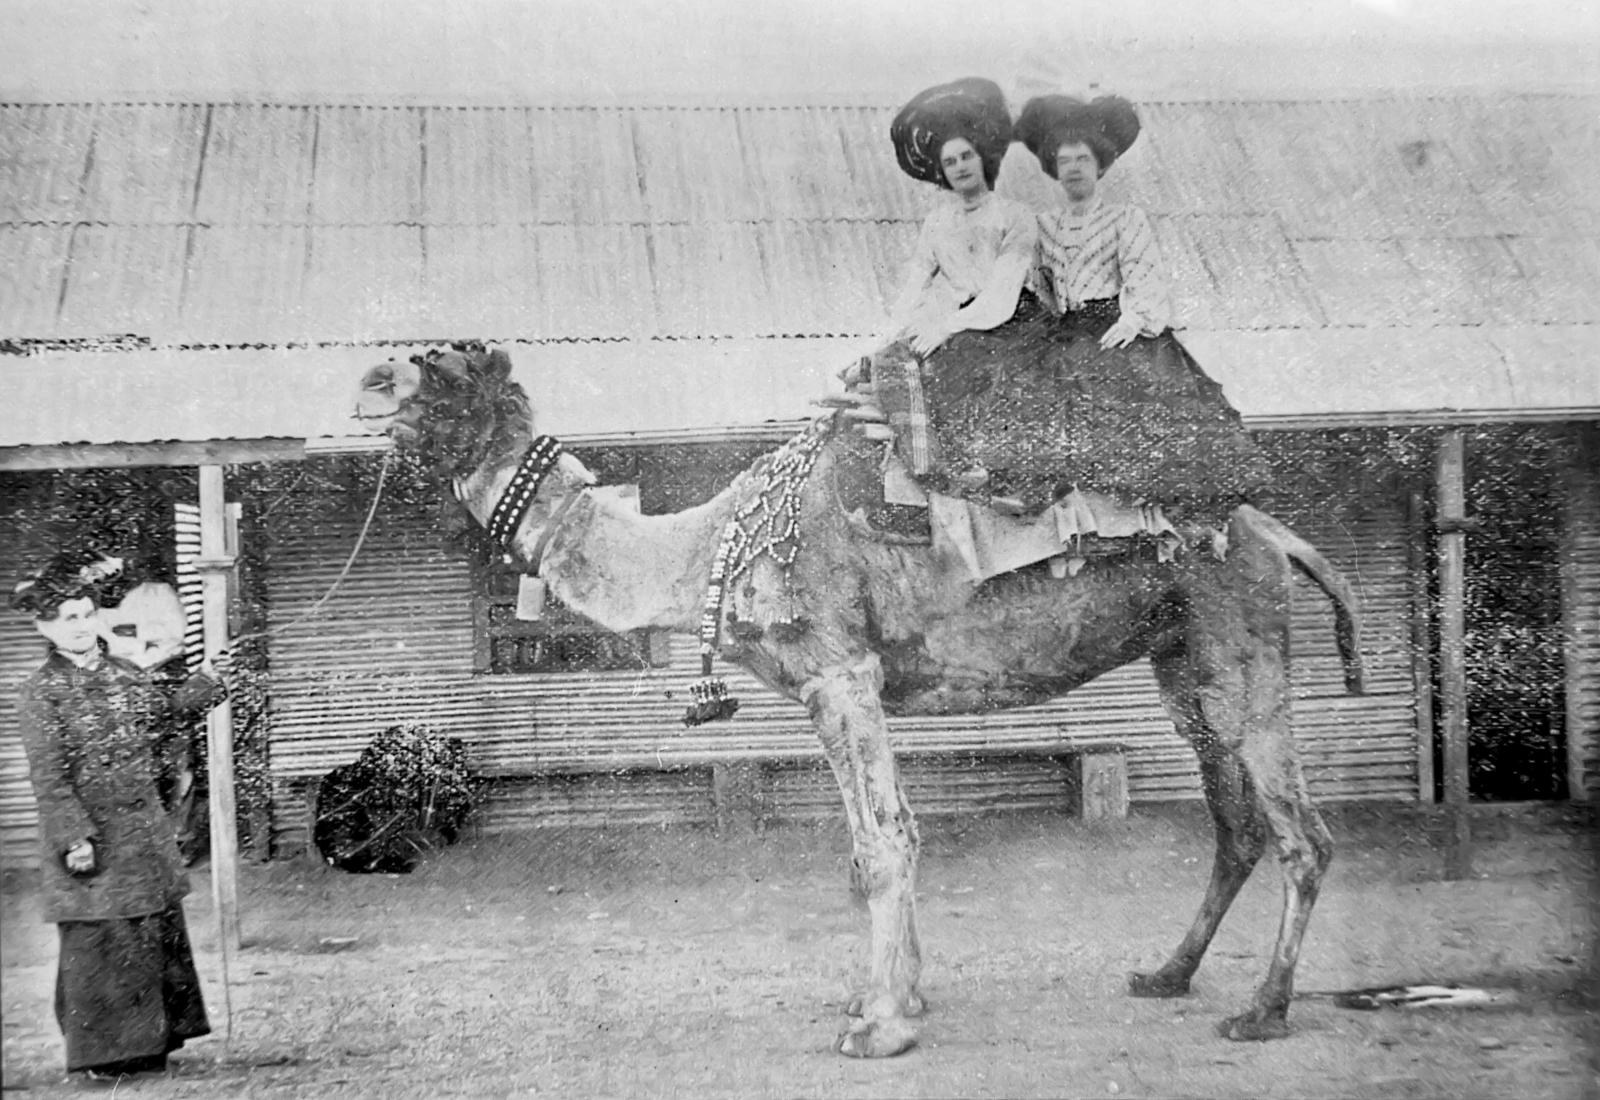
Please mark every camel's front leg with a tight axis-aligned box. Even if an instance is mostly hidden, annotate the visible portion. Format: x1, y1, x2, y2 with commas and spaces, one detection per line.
801, 654, 921, 1058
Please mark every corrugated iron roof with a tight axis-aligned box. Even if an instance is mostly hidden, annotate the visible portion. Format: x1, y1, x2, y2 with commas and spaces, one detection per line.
4, 94, 1592, 346
2, 324, 1595, 465
0, 93, 1597, 452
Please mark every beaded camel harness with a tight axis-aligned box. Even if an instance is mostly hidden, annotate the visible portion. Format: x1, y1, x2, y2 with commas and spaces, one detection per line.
685, 418, 832, 726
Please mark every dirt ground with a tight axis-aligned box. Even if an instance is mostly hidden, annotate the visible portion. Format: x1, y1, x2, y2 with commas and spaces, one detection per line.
3, 802, 1596, 1099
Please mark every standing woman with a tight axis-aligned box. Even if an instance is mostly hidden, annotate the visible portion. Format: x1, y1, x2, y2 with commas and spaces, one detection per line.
12, 552, 225, 1082
862, 77, 1039, 482
993, 93, 1271, 514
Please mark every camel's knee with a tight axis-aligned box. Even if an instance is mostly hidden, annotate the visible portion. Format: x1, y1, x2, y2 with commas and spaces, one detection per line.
800, 654, 885, 712
1272, 822, 1332, 902
851, 826, 917, 897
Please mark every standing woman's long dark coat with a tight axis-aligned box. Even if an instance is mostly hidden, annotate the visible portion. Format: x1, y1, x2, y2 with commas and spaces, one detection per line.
17, 647, 223, 1073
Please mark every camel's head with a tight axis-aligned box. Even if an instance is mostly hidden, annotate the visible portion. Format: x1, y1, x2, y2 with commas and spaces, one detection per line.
356, 343, 532, 477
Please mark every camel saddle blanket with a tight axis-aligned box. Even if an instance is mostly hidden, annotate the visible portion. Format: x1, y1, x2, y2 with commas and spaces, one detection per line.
927, 485, 1182, 584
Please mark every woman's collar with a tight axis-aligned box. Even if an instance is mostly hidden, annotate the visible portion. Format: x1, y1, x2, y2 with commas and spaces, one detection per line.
1063, 193, 1104, 218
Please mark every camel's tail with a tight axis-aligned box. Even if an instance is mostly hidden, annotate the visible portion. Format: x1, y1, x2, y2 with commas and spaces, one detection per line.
1237, 505, 1366, 695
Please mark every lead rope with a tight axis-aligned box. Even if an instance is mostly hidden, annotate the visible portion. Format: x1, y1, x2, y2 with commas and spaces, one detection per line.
199, 448, 390, 1055
221, 450, 392, 651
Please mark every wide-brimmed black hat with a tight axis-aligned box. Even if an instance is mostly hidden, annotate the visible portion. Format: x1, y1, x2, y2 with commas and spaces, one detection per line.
11, 551, 129, 618
890, 77, 1014, 187
1015, 94, 1141, 175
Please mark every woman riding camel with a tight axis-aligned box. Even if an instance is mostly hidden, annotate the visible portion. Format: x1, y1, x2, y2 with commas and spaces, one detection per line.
869, 86, 1269, 520
861, 77, 1040, 484
928, 91, 1270, 516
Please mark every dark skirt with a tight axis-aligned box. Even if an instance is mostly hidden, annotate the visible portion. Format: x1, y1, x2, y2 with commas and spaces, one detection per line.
923, 299, 1272, 515
55, 905, 210, 1073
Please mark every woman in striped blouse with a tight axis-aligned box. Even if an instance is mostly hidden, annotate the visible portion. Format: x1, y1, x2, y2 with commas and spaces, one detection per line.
959, 92, 1272, 516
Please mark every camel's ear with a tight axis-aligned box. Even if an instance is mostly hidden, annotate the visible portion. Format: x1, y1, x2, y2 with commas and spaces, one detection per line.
483, 348, 514, 383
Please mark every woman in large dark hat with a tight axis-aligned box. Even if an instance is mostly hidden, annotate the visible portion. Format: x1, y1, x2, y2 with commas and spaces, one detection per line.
11, 551, 226, 1082
863, 77, 1041, 480
936, 92, 1270, 513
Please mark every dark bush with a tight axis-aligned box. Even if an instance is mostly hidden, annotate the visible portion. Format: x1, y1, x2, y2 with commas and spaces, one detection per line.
313, 726, 481, 873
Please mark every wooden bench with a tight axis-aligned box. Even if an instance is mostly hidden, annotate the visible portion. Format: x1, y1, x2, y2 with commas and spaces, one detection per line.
700, 740, 1129, 834
273, 733, 1129, 855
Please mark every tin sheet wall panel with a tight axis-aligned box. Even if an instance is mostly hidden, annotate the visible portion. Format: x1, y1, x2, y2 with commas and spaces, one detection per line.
1463, 97, 1600, 238
302, 226, 427, 339
309, 107, 423, 225
0, 224, 72, 335
1168, 215, 1325, 331
0, 619, 44, 868
181, 226, 311, 343
1562, 426, 1600, 798
55, 225, 190, 338
1138, 102, 1271, 218
649, 223, 775, 338
1499, 236, 1600, 325
409, 224, 644, 339
1289, 238, 1437, 329
629, 108, 760, 225
78, 103, 207, 224
527, 109, 648, 226
0, 103, 94, 223
759, 220, 897, 336
831, 106, 923, 222
421, 107, 538, 226
1392, 236, 1525, 327
0, 492, 56, 869
742, 107, 871, 222
525, 224, 656, 339
194, 105, 315, 225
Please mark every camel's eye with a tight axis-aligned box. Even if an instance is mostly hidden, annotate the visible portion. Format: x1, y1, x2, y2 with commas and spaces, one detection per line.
364, 365, 394, 392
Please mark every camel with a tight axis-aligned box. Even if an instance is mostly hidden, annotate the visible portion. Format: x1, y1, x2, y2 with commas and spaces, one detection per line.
353, 344, 1365, 1057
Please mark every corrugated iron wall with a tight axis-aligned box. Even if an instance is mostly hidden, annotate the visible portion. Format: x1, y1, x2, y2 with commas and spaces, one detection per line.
257, 438, 1420, 851
1562, 423, 1600, 799
0, 615, 45, 865
0, 431, 1443, 866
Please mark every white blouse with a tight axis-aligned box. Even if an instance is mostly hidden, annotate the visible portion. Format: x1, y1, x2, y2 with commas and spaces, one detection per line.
890, 192, 1039, 334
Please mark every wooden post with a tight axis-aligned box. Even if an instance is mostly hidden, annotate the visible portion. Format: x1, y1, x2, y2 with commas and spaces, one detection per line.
1407, 490, 1437, 803
197, 465, 242, 950
1074, 746, 1129, 821
711, 761, 766, 835
1435, 431, 1472, 879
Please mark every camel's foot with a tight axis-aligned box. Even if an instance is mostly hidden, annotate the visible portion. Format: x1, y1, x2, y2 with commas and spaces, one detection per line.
1128, 968, 1192, 998
1216, 1008, 1291, 1042
836, 1014, 919, 1058
845, 989, 925, 1018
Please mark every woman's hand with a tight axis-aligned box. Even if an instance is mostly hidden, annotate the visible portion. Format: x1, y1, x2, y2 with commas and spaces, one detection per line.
1099, 316, 1143, 350
64, 839, 95, 874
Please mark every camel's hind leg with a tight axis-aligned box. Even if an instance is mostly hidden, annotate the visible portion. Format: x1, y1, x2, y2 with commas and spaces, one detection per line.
1161, 523, 1334, 1040
1130, 647, 1266, 999
800, 653, 921, 1058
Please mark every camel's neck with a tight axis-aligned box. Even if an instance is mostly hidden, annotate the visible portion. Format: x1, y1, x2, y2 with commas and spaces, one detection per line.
453, 453, 744, 635
541, 490, 738, 633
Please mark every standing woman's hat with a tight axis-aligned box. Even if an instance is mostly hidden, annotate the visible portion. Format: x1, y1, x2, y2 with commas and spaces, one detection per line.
1015, 94, 1142, 175
10, 551, 128, 617
890, 77, 1014, 186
